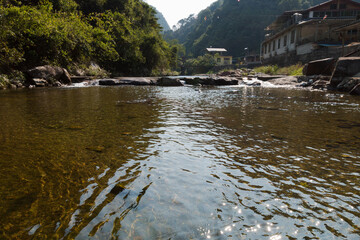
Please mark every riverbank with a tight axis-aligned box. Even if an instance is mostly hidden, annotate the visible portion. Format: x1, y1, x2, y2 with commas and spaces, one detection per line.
1, 60, 360, 96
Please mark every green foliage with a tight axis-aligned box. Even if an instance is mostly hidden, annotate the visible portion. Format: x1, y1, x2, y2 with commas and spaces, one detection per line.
254, 63, 303, 76
254, 65, 279, 75
0, 0, 174, 77
184, 54, 216, 75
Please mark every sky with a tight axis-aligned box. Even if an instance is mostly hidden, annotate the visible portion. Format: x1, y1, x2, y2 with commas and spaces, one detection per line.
145, 0, 218, 27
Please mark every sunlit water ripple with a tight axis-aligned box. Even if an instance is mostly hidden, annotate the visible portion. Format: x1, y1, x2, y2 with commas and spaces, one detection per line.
0, 85, 359, 239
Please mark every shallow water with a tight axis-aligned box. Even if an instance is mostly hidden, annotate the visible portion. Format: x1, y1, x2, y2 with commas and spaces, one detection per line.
0, 85, 359, 239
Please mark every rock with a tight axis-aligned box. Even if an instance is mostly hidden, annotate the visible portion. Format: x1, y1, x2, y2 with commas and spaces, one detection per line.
336, 77, 360, 92
350, 83, 360, 95
213, 77, 239, 85
303, 58, 336, 76
98, 77, 154, 86
267, 76, 298, 85
157, 77, 184, 86
117, 77, 154, 86
98, 79, 119, 86
26, 65, 72, 85
30, 78, 48, 87
53, 81, 62, 87
258, 75, 286, 81
330, 57, 360, 87
312, 80, 329, 90
71, 76, 92, 83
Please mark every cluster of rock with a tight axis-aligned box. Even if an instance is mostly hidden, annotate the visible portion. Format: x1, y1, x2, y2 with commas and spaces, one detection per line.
3, 59, 360, 96
301, 57, 360, 95
95, 76, 241, 87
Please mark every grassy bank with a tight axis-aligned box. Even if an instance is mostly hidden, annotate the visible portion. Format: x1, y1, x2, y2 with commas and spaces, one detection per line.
254, 64, 304, 76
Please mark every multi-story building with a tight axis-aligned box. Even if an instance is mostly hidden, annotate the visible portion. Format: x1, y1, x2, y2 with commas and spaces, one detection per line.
261, 0, 360, 65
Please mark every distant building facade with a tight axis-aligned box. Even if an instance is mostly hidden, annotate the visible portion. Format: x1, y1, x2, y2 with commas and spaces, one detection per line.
261, 0, 360, 65
206, 48, 233, 65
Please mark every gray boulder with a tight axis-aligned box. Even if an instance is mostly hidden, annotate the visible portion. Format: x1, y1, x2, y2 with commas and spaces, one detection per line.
336, 77, 360, 92
330, 57, 360, 88
213, 77, 239, 86
303, 58, 336, 76
157, 77, 184, 86
26, 65, 71, 85
350, 83, 360, 96
98, 79, 120, 86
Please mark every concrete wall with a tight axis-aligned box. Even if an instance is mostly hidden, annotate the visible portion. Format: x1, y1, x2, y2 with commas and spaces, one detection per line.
262, 44, 360, 66
262, 29, 297, 59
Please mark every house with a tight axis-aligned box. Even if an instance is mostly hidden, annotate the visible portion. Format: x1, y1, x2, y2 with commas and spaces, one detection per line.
244, 55, 262, 67
261, 0, 360, 65
206, 48, 233, 65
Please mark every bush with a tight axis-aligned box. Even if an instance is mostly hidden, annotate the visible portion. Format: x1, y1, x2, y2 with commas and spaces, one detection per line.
254, 63, 304, 76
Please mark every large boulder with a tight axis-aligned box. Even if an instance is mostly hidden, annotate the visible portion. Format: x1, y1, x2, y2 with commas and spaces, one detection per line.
98, 79, 120, 86
303, 58, 336, 76
350, 83, 360, 96
213, 77, 239, 86
25, 65, 71, 85
336, 77, 360, 92
330, 57, 360, 88
98, 77, 155, 86
157, 77, 184, 86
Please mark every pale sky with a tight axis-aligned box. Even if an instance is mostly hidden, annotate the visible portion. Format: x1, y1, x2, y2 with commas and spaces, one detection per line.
145, 0, 218, 27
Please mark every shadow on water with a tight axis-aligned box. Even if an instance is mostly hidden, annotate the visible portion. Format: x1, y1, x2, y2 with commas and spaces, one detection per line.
0, 86, 359, 239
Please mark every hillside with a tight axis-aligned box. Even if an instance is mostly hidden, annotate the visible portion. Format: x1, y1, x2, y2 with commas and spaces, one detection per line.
165, 0, 355, 58
0, 0, 174, 77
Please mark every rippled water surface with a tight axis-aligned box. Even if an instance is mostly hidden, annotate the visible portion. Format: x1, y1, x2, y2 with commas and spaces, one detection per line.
0, 85, 360, 239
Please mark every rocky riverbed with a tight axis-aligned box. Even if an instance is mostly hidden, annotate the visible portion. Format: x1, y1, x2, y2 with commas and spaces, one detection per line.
2, 58, 360, 96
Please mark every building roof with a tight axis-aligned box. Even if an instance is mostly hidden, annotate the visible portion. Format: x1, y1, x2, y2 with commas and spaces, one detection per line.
333, 19, 360, 31
265, 0, 360, 31
206, 48, 227, 52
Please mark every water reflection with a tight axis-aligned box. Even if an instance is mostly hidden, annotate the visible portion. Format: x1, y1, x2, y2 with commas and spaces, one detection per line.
0, 86, 359, 239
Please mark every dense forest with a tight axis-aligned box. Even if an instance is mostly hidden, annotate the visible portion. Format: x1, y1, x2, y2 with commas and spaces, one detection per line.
0, 0, 176, 77
165, 0, 358, 58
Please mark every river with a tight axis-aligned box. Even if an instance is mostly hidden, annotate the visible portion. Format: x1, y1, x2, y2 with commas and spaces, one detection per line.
0, 85, 359, 239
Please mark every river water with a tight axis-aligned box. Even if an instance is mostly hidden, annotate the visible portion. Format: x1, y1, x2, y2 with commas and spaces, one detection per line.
0, 85, 359, 239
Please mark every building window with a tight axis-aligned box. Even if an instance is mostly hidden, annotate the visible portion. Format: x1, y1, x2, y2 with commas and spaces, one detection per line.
278, 39, 281, 49
340, 4, 346, 10
283, 35, 287, 46
291, 30, 295, 44
265, 44, 267, 53
348, 29, 358, 35
330, 4, 337, 10
217, 58, 221, 63
273, 41, 275, 51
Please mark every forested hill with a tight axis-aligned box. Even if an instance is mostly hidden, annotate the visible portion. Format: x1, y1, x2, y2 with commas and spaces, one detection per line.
0, 0, 175, 76
164, 0, 356, 58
